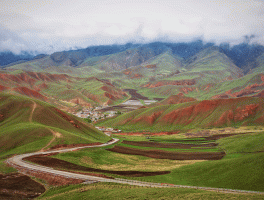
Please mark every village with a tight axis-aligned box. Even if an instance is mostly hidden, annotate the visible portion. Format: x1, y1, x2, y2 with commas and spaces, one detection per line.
70, 106, 117, 122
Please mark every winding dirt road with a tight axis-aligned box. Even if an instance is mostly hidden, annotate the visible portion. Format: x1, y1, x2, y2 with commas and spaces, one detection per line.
6, 138, 264, 195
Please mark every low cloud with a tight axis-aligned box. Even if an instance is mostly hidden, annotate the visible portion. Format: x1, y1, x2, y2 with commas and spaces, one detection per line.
1, 0, 264, 54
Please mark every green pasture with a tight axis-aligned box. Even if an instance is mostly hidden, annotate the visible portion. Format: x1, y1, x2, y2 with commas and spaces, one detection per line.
48, 132, 264, 192
127, 132, 264, 192
52, 147, 196, 173
0, 94, 110, 171
38, 182, 264, 200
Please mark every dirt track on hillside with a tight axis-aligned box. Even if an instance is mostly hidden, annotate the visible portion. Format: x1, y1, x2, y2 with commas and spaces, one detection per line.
108, 146, 225, 160
24, 155, 170, 177
0, 173, 45, 200
122, 140, 217, 148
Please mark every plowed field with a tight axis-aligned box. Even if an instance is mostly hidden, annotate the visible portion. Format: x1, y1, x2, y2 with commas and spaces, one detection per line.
0, 173, 45, 200
24, 155, 170, 177
108, 146, 225, 160
122, 140, 217, 148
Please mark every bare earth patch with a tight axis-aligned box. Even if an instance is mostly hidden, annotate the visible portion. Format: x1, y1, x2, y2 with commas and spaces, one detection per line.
23, 155, 170, 177
108, 146, 225, 160
0, 173, 45, 200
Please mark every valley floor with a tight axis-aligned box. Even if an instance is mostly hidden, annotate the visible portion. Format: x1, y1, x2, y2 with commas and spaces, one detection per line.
2, 127, 264, 199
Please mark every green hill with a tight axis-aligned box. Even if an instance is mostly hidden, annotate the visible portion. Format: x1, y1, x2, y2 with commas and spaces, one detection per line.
136, 47, 263, 100
0, 71, 129, 110
0, 94, 109, 160
97, 97, 264, 132
4, 46, 264, 102
251, 52, 264, 73
185, 47, 243, 78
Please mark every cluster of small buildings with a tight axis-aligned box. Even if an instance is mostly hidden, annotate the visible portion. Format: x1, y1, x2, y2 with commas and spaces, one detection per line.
95, 126, 122, 136
71, 107, 116, 122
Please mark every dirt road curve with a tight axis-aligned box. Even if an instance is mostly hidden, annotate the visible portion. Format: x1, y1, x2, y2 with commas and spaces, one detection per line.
6, 138, 264, 195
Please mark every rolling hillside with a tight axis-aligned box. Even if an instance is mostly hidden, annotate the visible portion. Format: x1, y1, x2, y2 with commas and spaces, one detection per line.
136, 47, 264, 100
2, 43, 264, 103
250, 52, 264, 73
120, 50, 183, 80
0, 71, 129, 110
0, 94, 109, 159
97, 97, 264, 132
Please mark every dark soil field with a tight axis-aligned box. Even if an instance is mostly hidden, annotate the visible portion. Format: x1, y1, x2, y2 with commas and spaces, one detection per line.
48, 142, 103, 150
124, 89, 149, 100
0, 173, 45, 200
24, 155, 170, 177
108, 146, 225, 160
122, 140, 217, 148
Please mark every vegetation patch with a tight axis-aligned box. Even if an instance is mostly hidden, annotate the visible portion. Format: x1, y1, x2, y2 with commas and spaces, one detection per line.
38, 182, 264, 200
0, 173, 45, 199
53, 148, 200, 172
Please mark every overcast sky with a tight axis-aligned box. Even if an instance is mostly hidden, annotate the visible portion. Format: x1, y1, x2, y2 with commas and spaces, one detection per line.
1, 0, 264, 54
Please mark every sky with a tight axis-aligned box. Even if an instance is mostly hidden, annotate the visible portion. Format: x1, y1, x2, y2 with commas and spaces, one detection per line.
0, 0, 264, 54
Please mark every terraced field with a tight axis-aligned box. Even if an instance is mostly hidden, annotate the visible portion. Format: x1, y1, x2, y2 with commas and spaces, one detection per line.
28, 131, 264, 194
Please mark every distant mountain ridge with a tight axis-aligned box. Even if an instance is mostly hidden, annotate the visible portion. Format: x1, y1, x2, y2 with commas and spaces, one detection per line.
1, 41, 264, 105
2, 41, 264, 73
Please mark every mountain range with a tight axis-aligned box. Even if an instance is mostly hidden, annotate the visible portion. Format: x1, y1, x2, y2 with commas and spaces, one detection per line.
0, 41, 263, 111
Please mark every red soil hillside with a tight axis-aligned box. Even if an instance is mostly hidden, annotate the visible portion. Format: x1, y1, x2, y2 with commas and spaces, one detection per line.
0, 72, 72, 87
0, 85, 9, 92
145, 64, 157, 68
162, 93, 196, 104
254, 90, 264, 98
69, 98, 91, 107
211, 94, 229, 99
106, 97, 264, 129
159, 98, 264, 127
0, 72, 128, 107
13, 87, 47, 100
150, 93, 196, 107
101, 85, 128, 100
225, 74, 264, 98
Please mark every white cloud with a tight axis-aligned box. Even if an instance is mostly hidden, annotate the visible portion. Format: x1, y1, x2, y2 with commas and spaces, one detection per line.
0, 0, 263, 53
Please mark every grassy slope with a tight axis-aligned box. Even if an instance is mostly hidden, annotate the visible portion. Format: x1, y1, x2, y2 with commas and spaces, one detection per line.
135, 132, 264, 192
0, 94, 109, 161
53, 131, 263, 191
198, 72, 264, 99
137, 71, 264, 100
135, 47, 245, 100
97, 97, 264, 132
251, 52, 264, 73
38, 182, 264, 200
125, 50, 184, 78
52, 147, 197, 172
38, 132, 264, 199
0, 71, 129, 107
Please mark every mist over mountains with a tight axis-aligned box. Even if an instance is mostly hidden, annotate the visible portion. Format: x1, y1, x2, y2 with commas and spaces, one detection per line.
1, 40, 264, 73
